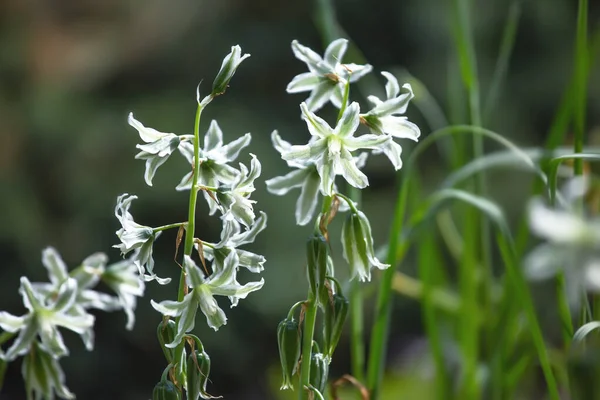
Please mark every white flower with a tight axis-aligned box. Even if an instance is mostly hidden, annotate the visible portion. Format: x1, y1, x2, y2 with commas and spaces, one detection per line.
151, 254, 264, 338
199, 211, 267, 275
177, 120, 251, 216
0, 277, 94, 360
265, 131, 322, 226
33, 248, 120, 312
279, 102, 390, 196
287, 39, 372, 112
114, 194, 170, 285
525, 179, 600, 307
101, 258, 145, 330
128, 113, 183, 186
360, 72, 420, 170
217, 154, 262, 227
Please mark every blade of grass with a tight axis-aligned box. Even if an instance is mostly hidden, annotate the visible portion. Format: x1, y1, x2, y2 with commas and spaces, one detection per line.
450, 2, 489, 395
418, 232, 453, 399
483, 0, 522, 124
367, 124, 540, 399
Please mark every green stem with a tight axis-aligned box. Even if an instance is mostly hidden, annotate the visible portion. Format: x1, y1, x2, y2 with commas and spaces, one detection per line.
0, 358, 6, 393
573, 0, 588, 177
153, 222, 186, 233
299, 298, 318, 400
184, 103, 204, 256
173, 102, 204, 380
336, 78, 351, 122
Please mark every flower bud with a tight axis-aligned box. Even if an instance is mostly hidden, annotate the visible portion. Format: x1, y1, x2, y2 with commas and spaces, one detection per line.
157, 319, 177, 362
153, 379, 182, 400
212, 45, 250, 96
323, 292, 349, 357
341, 210, 390, 282
309, 353, 329, 395
306, 235, 329, 305
277, 317, 301, 390
186, 349, 214, 400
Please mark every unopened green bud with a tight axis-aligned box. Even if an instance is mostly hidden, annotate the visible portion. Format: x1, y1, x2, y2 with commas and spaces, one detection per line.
212, 45, 250, 96
306, 235, 329, 305
341, 210, 390, 282
157, 319, 177, 362
186, 349, 214, 400
277, 317, 301, 390
153, 379, 182, 400
309, 353, 329, 395
323, 292, 349, 357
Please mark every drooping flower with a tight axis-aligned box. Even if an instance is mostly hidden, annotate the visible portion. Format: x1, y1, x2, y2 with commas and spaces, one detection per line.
151, 254, 264, 339
101, 258, 145, 330
0, 277, 94, 361
266, 130, 365, 225
113, 194, 169, 285
360, 72, 420, 170
278, 102, 390, 196
199, 211, 267, 275
287, 39, 372, 112
127, 113, 183, 186
176, 120, 251, 215
216, 154, 262, 227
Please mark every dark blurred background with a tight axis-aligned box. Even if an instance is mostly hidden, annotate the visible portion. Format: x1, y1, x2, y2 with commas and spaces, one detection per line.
1, 0, 599, 399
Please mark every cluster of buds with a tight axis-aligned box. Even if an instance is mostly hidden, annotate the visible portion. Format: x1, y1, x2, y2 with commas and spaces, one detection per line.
0, 248, 144, 399
271, 38, 419, 397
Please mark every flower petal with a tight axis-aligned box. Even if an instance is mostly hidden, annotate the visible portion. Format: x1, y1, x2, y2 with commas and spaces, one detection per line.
266, 168, 310, 195
305, 81, 336, 112
3, 317, 37, 360
296, 168, 321, 225
41, 248, 69, 286
379, 116, 420, 140
381, 71, 400, 99
324, 38, 348, 67
220, 132, 252, 162
204, 119, 224, 151
291, 40, 328, 75
335, 102, 360, 138
287, 72, 321, 93
339, 149, 369, 189
343, 134, 390, 151
0, 312, 27, 333
128, 113, 173, 143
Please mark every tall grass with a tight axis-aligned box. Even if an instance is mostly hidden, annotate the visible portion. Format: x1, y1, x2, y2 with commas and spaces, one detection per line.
306, 0, 598, 399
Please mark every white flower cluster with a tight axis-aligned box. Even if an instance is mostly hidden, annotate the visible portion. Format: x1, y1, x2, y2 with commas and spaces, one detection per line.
267, 38, 421, 281
0, 248, 144, 399
114, 45, 265, 335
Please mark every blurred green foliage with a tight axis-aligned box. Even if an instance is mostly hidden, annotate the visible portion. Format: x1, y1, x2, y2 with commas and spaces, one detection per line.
0, 0, 599, 399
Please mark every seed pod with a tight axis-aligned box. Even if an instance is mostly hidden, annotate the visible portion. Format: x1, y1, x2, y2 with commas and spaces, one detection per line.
309, 353, 329, 395
306, 235, 329, 305
186, 349, 214, 400
277, 317, 301, 390
152, 380, 182, 400
157, 319, 177, 362
323, 292, 349, 357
